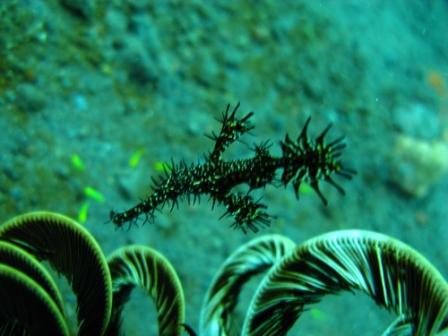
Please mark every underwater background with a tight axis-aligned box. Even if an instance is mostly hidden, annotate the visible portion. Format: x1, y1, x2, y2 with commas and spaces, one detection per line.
0, 0, 447, 334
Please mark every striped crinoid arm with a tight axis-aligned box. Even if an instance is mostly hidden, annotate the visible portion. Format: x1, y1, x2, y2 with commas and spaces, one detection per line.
0, 211, 112, 336
243, 230, 448, 336
200, 234, 295, 336
106, 246, 185, 336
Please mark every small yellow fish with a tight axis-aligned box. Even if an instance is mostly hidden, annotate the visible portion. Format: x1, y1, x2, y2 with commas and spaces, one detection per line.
84, 186, 105, 202
153, 161, 171, 172
129, 148, 145, 168
71, 154, 85, 172
78, 202, 90, 224
310, 308, 326, 321
298, 182, 313, 194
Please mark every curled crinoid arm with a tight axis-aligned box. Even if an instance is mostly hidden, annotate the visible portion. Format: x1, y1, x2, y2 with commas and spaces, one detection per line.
208, 103, 254, 162
220, 193, 272, 234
